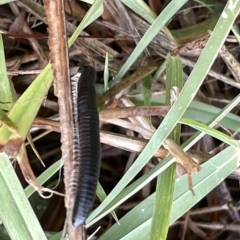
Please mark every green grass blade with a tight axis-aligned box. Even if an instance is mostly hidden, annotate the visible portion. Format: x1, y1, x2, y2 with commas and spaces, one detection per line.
121, 0, 156, 23
114, 0, 188, 82
0, 35, 17, 111
99, 146, 239, 240
0, 64, 53, 142
132, 96, 240, 132
96, 182, 119, 223
0, 153, 47, 240
141, 75, 152, 107
179, 117, 240, 147
0, 108, 18, 134
68, 0, 103, 47
0, 0, 16, 5
24, 159, 63, 198
150, 54, 183, 240
185, 100, 240, 131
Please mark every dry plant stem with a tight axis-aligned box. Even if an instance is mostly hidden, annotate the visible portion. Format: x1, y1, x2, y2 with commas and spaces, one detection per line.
33, 117, 59, 131
190, 205, 230, 215
6, 51, 39, 68
187, 217, 207, 239
100, 131, 169, 159
113, 0, 151, 59
16, 145, 43, 195
163, 139, 201, 195
27, 134, 45, 167
32, 118, 212, 164
189, 203, 240, 216
43, 0, 84, 239
103, 118, 154, 139
180, 56, 240, 89
119, 97, 154, 131
219, 45, 240, 83
181, 212, 189, 240
120, 97, 201, 194
99, 106, 170, 119
215, 181, 240, 224
7, 70, 42, 75
189, 222, 240, 232
96, 61, 159, 105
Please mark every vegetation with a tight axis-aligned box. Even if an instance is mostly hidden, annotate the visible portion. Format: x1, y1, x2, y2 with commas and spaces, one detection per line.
0, 0, 239, 239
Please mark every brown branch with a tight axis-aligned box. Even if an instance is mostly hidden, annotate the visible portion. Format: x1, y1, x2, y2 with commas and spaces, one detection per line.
96, 61, 159, 105
32, 118, 212, 164
99, 106, 170, 119
43, 0, 83, 239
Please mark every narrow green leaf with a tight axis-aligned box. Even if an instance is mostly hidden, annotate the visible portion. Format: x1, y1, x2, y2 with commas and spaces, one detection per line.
0, 0, 16, 4
141, 75, 152, 107
114, 0, 188, 82
96, 182, 119, 223
179, 117, 240, 148
152, 60, 167, 83
141, 74, 152, 123
24, 159, 64, 198
0, 64, 53, 142
0, 153, 47, 240
121, 0, 156, 24
0, 108, 18, 134
68, 0, 103, 47
150, 54, 183, 240
0, 35, 17, 110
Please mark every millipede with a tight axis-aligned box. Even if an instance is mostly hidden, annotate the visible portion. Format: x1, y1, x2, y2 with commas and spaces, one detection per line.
70, 65, 100, 228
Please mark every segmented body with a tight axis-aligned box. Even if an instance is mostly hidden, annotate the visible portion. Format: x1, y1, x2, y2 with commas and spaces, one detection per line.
70, 66, 100, 228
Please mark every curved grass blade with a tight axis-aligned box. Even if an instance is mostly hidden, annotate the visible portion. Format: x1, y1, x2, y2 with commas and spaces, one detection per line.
179, 117, 240, 147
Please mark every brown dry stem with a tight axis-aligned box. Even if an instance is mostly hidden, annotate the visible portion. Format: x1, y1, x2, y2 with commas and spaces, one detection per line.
43, 0, 82, 239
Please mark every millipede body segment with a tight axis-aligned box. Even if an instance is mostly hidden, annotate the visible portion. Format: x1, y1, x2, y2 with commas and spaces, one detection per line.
71, 66, 100, 228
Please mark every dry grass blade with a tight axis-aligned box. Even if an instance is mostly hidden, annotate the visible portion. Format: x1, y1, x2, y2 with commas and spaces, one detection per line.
99, 105, 170, 119
219, 44, 240, 83
97, 61, 159, 105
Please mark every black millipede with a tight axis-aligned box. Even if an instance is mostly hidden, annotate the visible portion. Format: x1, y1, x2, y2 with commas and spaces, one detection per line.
70, 65, 100, 228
